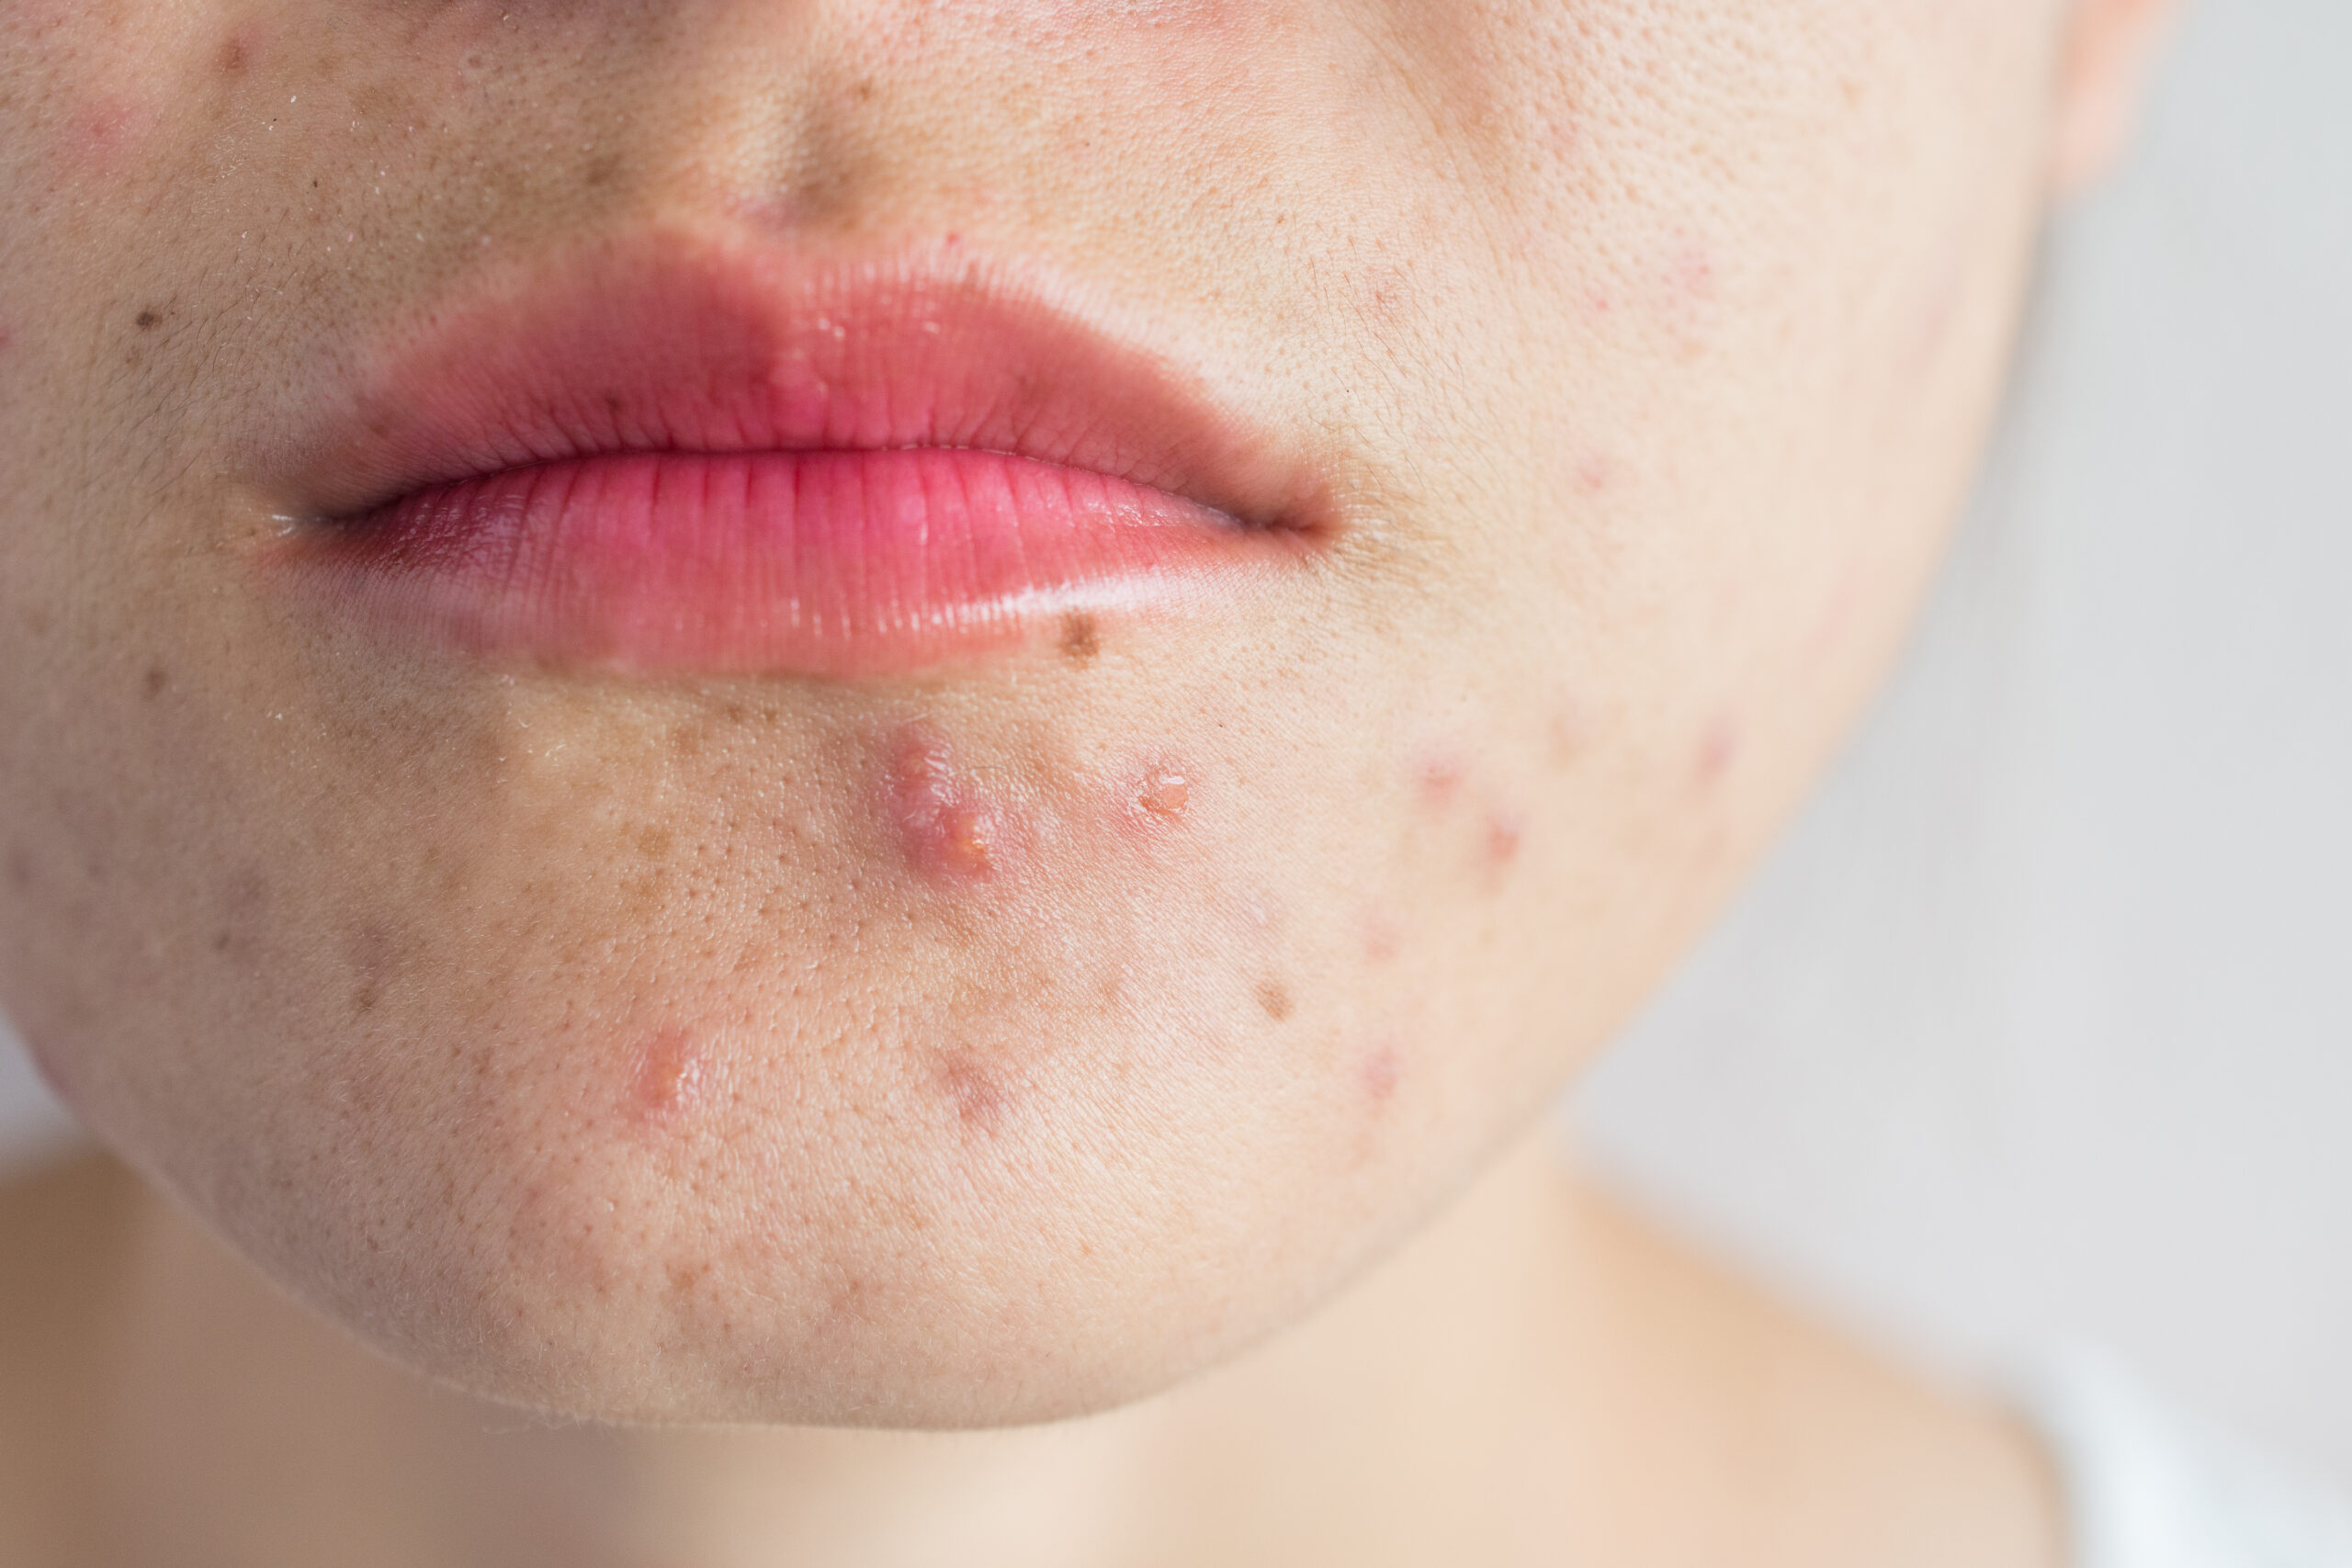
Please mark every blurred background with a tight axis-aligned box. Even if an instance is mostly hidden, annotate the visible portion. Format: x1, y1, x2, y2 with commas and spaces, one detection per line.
5, 0, 2347, 1488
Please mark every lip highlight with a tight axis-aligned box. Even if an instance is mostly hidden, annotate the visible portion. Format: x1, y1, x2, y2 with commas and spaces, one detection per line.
271, 238, 1330, 678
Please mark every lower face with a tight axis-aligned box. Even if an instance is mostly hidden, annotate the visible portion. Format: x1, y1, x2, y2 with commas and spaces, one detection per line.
0, 1, 2056, 1424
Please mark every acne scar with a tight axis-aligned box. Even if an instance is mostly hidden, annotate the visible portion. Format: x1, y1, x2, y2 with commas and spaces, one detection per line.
886, 726, 1013, 883
1255, 979, 1295, 1021
626, 1030, 705, 1129
937, 1049, 1010, 1134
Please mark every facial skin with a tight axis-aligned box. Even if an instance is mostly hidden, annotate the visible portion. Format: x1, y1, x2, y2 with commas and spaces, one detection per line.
1, 2, 2062, 1427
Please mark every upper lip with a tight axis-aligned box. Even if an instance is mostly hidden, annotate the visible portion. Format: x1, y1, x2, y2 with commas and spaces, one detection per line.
280, 230, 1334, 538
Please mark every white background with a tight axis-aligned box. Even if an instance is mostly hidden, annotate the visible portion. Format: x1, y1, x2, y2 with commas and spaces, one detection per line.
6, 0, 2349, 1487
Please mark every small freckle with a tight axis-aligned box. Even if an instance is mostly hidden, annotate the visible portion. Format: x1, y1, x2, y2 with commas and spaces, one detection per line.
1256, 980, 1295, 1021
141, 665, 167, 699
1057, 612, 1102, 665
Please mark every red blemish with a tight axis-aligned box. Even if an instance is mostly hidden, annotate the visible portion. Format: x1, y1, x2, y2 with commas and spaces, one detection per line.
627, 1029, 704, 1128
72, 99, 149, 170
1694, 713, 1742, 786
1575, 456, 1614, 495
1417, 756, 1464, 811
938, 1050, 1010, 1134
1363, 913, 1400, 965
1360, 1045, 1400, 1107
887, 726, 1014, 882
1483, 812, 1522, 867
1138, 769, 1190, 821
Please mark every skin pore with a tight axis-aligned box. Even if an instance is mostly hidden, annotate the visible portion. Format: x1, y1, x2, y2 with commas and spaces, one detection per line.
0, 1, 2169, 1562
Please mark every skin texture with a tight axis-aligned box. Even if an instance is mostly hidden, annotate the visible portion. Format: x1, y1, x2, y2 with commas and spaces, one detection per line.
4, 0, 2086, 1438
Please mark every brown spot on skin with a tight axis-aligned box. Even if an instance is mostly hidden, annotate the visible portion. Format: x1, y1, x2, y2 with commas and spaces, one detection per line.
938, 1051, 1009, 1134
134, 310, 159, 331
219, 36, 249, 75
1360, 1045, 1400, 1107
1256, 980, 1295, 1021
1694, 713, 1741, 786
141, 664, 167, 700
4, 845, 32, 893
627, 1030, 704, 1129
583, 153, 623, 186
1057, 612, 1102, 665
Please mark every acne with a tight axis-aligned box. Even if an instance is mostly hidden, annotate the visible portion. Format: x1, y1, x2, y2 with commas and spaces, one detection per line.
884, 726, 1017, 884
1483, 812, 1522, 870
1694, 712, 1742, 787
936, 1050, 1011, 1134
1417, 755, 1464, 812
625, 1030, 705, 1130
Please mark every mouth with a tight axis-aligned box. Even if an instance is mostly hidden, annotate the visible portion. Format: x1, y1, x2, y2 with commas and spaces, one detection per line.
266, 234, 1333, 679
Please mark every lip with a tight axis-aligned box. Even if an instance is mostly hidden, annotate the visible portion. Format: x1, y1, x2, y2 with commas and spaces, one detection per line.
266, 235, 1332, 678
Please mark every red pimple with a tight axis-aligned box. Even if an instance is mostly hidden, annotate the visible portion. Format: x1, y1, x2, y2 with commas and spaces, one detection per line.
627, 1029, 704, 1128
1484, 812, 1523, 866
1417, 756, 1464, 811
887, 726, 1012, 882
1139, 770, 1191, 820
1694, 712, 1742, 786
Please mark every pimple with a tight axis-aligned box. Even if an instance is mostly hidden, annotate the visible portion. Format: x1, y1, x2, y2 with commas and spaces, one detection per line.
885, 726, 1016, 883
1417, 756, 1464, 812
626, 1029, 705, 1129
1694, 712, 1742, 787
1137, 769, 1190, 821
1484, 812, 1522, 868
1575, 456, 1614, 495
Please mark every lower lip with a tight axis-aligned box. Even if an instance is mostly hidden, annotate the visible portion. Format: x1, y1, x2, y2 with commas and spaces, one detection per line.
288, 448, 1295, 678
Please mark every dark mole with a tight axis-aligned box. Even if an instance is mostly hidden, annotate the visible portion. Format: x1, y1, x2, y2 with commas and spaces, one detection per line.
133, 310, 159, 331
141, 664, 168, 700
1255, 980, 1295, 1021
1058, 612, 1101, 665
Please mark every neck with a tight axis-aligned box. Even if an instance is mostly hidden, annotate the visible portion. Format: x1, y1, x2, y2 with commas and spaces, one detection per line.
98, 1129, 2060, 1568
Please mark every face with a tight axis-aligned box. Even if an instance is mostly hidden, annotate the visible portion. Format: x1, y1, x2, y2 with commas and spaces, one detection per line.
0, 1, 2060, 1425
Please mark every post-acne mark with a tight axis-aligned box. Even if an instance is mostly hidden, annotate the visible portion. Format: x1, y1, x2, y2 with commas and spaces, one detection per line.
936, 1048, 1011, 1134
1359, 1044, 1401, 1108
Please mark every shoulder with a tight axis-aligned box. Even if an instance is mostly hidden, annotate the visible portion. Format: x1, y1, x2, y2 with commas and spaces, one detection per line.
0, 1149, 143, 1564
2018, 1351, 2352, 1568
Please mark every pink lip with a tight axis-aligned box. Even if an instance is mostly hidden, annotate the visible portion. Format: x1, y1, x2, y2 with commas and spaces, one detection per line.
269, 237, 1330, 678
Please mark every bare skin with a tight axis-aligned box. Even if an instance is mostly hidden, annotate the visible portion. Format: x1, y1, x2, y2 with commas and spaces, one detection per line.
2, 1139, 2057, 1568
0, 0, 2170, 1560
